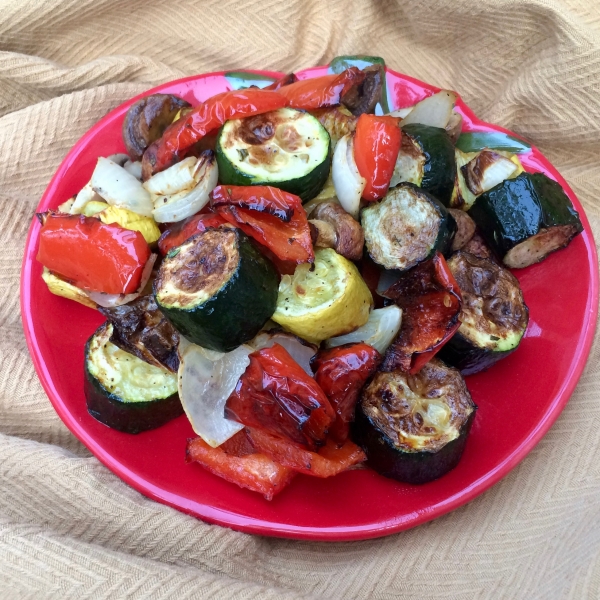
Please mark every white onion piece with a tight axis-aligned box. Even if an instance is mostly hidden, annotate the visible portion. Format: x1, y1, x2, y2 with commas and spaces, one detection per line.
178, 343, 252, 447
70, 181, 103, 214
57, 197, 75, 213
250, 331, 317, 376
463, 151, 518, 196
124, 160, 143, 181
86, 254, 157, 308
143, 157, 200, 196
332, 133, 366, 219
401, 90, 457, 128
152, 155, 218, 223
105, 153, 130, 167
387, 106, 414, 119
325, 305, 402, 354
91, 157, 153, 217
377, 269, 403, 297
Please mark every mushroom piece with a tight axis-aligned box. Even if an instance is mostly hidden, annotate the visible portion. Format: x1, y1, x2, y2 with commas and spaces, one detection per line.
308, 201, 364, 261
122, 94, 191, 161
448, 208, 476, 251
340, 65, 385, 116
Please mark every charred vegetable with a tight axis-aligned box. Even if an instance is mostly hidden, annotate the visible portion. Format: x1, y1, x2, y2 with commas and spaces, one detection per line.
99, 295, 180, 372
448, 208, 476, 251
468, 172, 583, 268
340, 64, 385, 116
381, 253, 462, 373
361, 183, 456, 271
85, 323, 182, 434
216, 107, 331, 202
153, 228, 278, 352
123, 94, 191, 161
354, 358, 476, 484
390, 124, 455, 205
438, 252, 529, 374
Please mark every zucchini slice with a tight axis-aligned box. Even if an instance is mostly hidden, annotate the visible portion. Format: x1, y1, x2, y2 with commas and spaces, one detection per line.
85, 323, 182, 434
353, 358, 476, 484
468, 172, 583, 268
361, 183, 456, 271
390, 124, 455, 205
153, 228, 278, 352
215, 107, 331, 202
438, 252, 529, 374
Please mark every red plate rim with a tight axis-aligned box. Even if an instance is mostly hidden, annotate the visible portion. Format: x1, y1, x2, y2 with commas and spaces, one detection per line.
20, 66, 599, 541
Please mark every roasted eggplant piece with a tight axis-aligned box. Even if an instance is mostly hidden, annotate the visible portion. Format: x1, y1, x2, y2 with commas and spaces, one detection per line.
361, 183, 456, 271
122, 94, 191, 161
353, 358, 476, 484
85, 323, 182, 434
438, 252, 529, 374
381, 253, 462, 373
468, 172, 583, 268
99, 295, 180, 372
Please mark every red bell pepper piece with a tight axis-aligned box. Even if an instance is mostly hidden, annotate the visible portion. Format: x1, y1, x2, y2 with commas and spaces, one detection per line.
213, 192, 315, 264
353, 114, 402, 201
186, 434, 296, 501
37, 213, 150, 294
277, 68, 364, 110
225, 344, 335, 450
312, 344, 381, 443
142, 88, 287, 177
263, 73, 297, 91
382, 253, 462, 374
157, 212, 226, 256
211, 185, 300, 221
245, 427, 366, 477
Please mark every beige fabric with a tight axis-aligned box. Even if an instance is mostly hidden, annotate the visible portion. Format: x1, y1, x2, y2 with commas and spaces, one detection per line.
1, 0, 600, 597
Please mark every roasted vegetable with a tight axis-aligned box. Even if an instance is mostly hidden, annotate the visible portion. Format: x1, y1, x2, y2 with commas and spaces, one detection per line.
340, 64, 385, 116
123, 94, 191, 161
438, 252, 529, 374
361, 183, 456, 271
41, 267, 97, 309
331, 132, 366, 218
37, 213, 151, 295
390, 123, 455, 205
312, 343, 381, 443
272, 248, 373, 344
215, 108, 331, 202
157, 212, 227, 256
85, 323, 182, 434
311, 106, 357, 149
468, 172, 583, 268
99, 295, 180, 372
401, 91, 457, 129
354, 358, 476, 484
249, 329, 317, 376
225, 344, 335, 450
448, 208, 476, 251
308, 201, 364, 261
153, 228, 278, 352
381, 253, 462, 374
96, 205, 161, 245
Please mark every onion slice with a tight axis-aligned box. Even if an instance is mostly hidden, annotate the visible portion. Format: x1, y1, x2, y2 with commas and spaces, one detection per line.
178, 343, 252, 447
91, 157, 154, 217
325, 305, 402, 354
332, 133, 366, 219
401, 90, 457, 128
143, 156, 201, 196
124, 160, 143, 181
250, 330, 317, 376
86, 254, 157, 308
70, 181, 103, 214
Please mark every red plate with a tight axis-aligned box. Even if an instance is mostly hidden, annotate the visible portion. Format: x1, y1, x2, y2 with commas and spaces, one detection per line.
20, 66, 598, 541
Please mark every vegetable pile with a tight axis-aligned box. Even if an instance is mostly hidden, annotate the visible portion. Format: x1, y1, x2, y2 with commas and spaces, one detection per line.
36, 55, 583, 499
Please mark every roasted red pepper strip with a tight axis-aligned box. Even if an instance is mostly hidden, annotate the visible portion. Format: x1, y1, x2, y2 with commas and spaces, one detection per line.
142, 88, 287, 177
263, 73, 297, 91
353, 114, 402, 201
245, 428, 366, 477
382, 253, 462, 374
225, 344, 334, 450
277, 67, 364, 110
157, 212, 226, 256
312, 344, 381, 443
211, 185, 301, 222
216, 203, 314, 264
186, 434, 295, 501
37, 213, 150, 294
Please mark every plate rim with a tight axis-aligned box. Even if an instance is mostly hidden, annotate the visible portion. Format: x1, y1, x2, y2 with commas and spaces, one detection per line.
20, 66, 599, 541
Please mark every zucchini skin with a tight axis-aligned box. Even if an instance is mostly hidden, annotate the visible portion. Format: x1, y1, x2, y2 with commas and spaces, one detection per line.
84, 327, 183, 434
468, 172, 583, 264
402, 124, 456, 206
353, 404, 476, 485
154, 230, 278, 352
